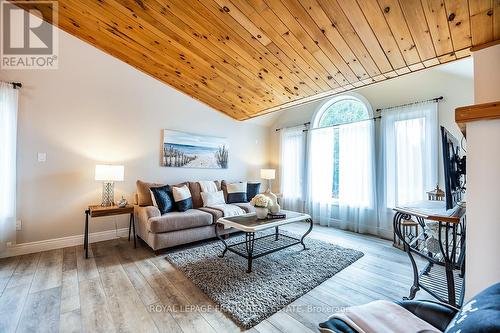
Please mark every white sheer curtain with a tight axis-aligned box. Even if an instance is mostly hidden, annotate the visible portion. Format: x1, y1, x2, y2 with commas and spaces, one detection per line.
378, 102, 438, 235
307, 127, 335, 221
307, 121, 378, 234
279, 126, 306, 211
338, 120, 378, 234
0, 82, 18, 252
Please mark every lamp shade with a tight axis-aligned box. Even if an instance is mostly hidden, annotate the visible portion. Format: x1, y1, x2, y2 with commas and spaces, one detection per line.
260, 168, 276, 180
95, 164, 124, 182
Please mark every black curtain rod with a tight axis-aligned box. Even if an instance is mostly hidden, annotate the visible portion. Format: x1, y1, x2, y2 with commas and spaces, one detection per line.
375, 96, 443, 112
275, 122, 310, 132
302, 116, 381, 132
1, 81, 22, 89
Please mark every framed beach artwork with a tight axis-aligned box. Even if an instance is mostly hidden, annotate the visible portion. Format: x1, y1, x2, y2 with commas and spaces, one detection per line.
162, 130, 229, 169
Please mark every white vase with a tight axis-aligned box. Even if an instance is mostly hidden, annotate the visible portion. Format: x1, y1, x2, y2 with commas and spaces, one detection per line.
255, 207, 268, 219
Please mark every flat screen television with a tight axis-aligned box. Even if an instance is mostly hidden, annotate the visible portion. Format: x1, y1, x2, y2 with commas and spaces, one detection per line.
441, 126, 466, 209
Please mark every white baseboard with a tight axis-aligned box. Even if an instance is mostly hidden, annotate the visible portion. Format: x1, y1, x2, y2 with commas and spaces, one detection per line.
0, 227, 130, 258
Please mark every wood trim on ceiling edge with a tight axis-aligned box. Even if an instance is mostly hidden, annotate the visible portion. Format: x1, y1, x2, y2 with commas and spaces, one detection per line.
242, 52, 472, 121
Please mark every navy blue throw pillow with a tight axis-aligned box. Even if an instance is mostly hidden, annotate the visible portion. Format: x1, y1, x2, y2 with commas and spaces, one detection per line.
246, 182, 261, 202
150, 185, 175, 214
445, 282, 500, 333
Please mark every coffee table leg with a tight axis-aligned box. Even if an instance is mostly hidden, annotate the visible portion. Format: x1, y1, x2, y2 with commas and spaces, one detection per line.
84, 210, 89, 259
215, 223, 228, 258
246, 232, 255, 273
300, 218, 313, 250
275, 226, 279, 241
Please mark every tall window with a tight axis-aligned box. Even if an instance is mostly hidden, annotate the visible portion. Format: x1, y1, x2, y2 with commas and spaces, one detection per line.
314, 97, 370, 198
308, 94, 377, 233
381, 102, 438, 208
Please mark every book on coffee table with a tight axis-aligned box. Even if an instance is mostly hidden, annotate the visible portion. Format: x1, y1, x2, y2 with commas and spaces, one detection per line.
267, 212, 286, 219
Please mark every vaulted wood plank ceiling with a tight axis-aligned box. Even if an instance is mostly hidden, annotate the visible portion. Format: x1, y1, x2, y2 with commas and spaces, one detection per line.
14, 0, 500, 120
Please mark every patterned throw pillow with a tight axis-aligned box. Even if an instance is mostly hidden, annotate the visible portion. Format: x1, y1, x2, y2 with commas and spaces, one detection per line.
246, 182, 261, 202
226, 182, 247, 203
445, 282, 500, 333
172, 185, 193, 212
150, 185, 175, 214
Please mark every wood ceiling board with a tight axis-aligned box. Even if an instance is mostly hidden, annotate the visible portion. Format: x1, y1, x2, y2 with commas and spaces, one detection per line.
191, 0, 320, 96
253, 2, 345, 87
259, 0, 347, 85
421, 0, 454, 55
469, 0, 494, 45
11, 0, 495, 120
493, 0, 500, 39
399, 0, 437, 60
444, 0, 472, 50
62, 0, 262, 115
61, 2, 251, 118
147, 0, 302, 103
455, 48, 471, 59
357, 0, 407, 69
273, 0, 360, 83
377, 0, 422, 65
438, 51, 457, 63
215, 0, 334, 91
299, 0, 370, 80
336, 0, 394, 73
213, 0, 272, 47
317, 0, 382, 77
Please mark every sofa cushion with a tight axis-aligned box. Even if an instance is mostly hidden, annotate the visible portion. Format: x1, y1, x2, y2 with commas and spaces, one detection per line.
233, 202, 255, 213
137, 180, 164, 206
197, 207, 224, 222
147, 209, 213, 233
172, 185, 193, 212
226, 182, 247, 204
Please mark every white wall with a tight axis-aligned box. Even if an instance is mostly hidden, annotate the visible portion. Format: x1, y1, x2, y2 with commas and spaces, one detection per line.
268, 59, 474, 191
466, 44, 500, 299
0, 29, 270, 245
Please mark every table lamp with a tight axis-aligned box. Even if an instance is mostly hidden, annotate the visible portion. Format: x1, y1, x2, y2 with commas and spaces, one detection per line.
261, 168, 276, 193
95, 164, 124, 206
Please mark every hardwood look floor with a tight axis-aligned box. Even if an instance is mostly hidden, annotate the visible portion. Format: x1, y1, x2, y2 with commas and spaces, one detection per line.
0, 223, 434, 333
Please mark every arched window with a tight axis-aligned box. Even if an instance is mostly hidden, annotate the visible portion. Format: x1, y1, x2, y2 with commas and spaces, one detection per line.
313, 95, 371, 128
311, 94, 372, 198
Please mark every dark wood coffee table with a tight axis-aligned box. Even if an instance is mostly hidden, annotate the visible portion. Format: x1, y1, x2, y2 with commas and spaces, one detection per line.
215, 210, 313, 272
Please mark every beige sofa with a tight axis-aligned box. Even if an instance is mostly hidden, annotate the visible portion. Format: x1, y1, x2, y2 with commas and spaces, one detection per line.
134, 180, 255, 251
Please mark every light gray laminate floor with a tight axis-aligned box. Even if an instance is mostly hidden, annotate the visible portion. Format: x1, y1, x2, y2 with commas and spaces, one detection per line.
0, 223, 433, 333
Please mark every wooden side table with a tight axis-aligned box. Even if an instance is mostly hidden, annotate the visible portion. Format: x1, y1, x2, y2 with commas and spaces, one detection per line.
84, 205, 135, 259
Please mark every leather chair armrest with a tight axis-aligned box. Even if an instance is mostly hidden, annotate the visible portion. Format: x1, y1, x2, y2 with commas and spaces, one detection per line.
395, 300, 458, 332
319, 318, 358, 333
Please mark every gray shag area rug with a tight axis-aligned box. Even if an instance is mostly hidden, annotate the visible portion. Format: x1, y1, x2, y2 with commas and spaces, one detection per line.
164, 230, 364, 328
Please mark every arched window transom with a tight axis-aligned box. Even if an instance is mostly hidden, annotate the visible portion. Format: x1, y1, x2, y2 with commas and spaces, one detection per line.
316, 97, 370, 128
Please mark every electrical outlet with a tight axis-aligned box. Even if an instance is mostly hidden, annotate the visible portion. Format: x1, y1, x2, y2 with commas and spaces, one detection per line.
16, 219, 21, 231
37, 152, 47, 162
